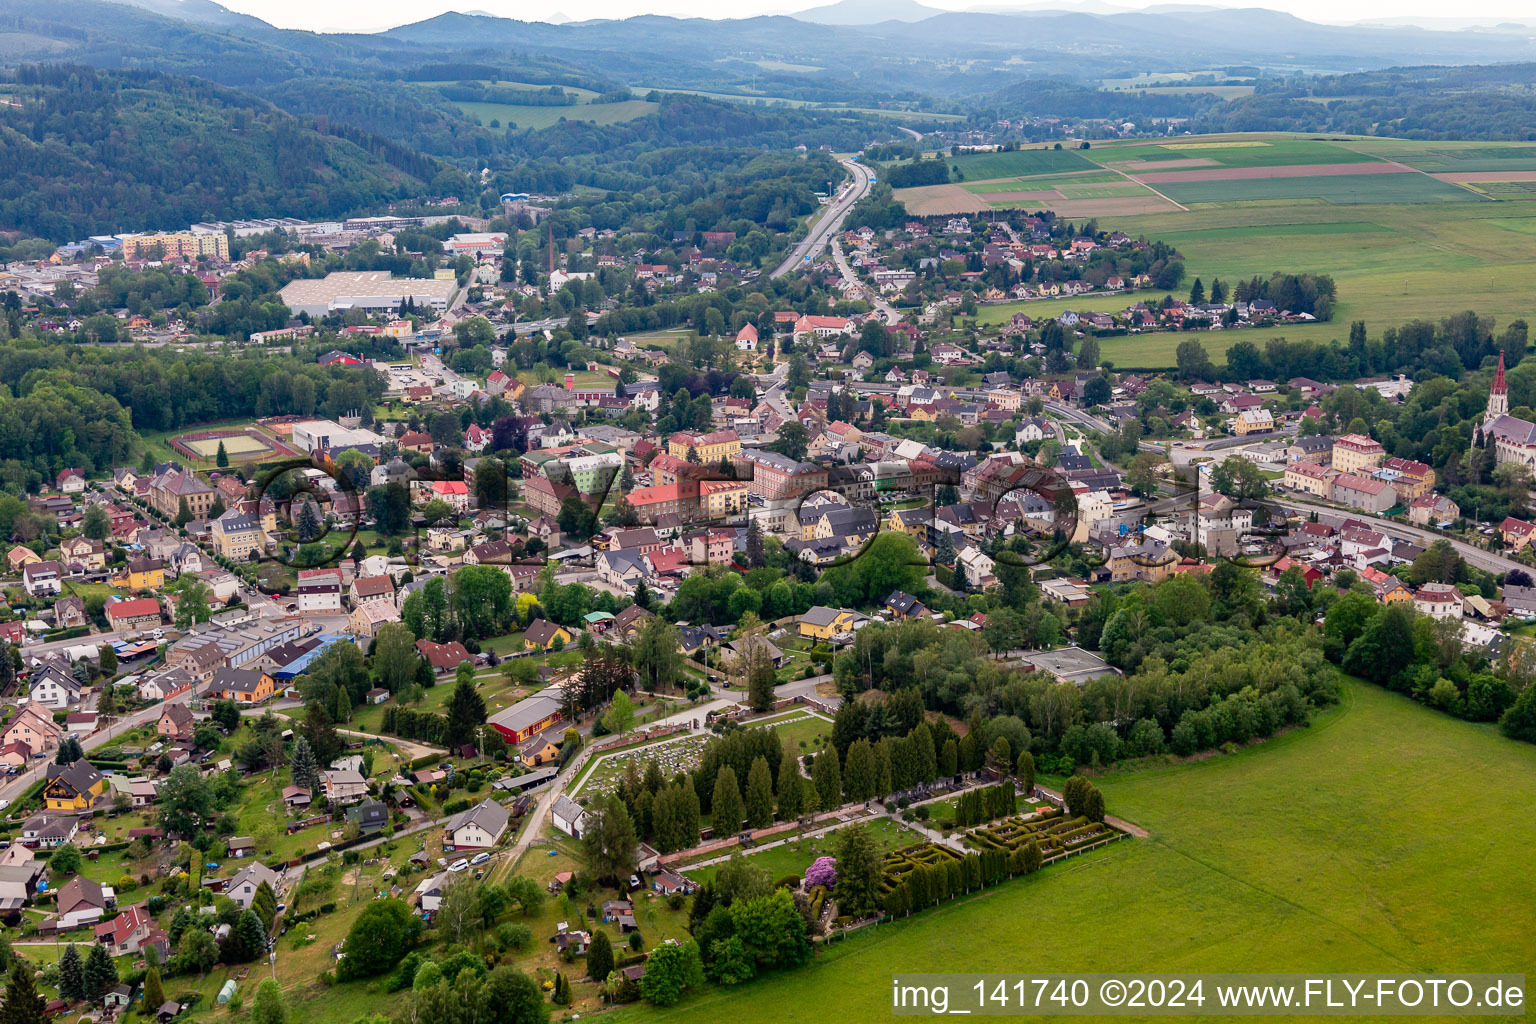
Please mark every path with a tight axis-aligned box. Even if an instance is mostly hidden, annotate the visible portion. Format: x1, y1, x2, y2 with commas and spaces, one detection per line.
1035, 783, 1149, 838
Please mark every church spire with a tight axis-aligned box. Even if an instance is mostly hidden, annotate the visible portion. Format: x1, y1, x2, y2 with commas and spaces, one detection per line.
1486, 350, 1510, 426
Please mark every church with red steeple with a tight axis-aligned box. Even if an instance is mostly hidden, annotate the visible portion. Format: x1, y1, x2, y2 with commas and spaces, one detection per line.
1482, 351, 1536, 468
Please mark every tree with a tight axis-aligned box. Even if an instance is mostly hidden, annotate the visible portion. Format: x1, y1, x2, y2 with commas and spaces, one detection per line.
601, 690, 635, 740
372, 622, 420, 695
445, 676, 488, 748
1076, 335, 1100, 370
743, 756, 774, 829
832, 824, 882, 917
302, 701, 342, 765
1016, 750, 1036, 794
951, 559, 970, 594
771, 421, 809, 462
141, 966, 164, 1012
82, 504, 109, 541
250, 979, 286, 1024
812, 748, 842, 810
49, 842, 82, 875
215, 440, 229, 468
557, 496, 593, 539
337, 899, 417, 980
175, 496, 193, 526
1175, 339, 1215, 381
437, 876, 482, 945
168, 573, 212, 629
581, 794, 638, 884
712, 766, 743, 834
205, 698, 238, 733
58, 945, 84, 1003
1209, 457, 1269, 503
776, 755, 804, 821
842, 739, 875, 803
640, 940, 704, 1007
178, 927, 219, 977
1126, 451, 1162, 497
82, 940, 117, 999
288, 736, 319, 794
586, 929, 614, 981
745, 518, 764, 568
233, 909, 268, 964
744, 640, 776, 712
158, 764, 215, 838
0, 961, 46, 1024
632, 618, 684, 692
55, 736, 84, 765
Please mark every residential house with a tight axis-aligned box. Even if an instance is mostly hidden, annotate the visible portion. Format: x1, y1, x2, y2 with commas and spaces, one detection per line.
157, 703, 195, 742
44, 761, 106, 812
444, 800, 511, 851
56, 876, 111, 928
322, 769, 369, 807
207, 667, 274, 704
552, 795, 587, 839
522, 619, 572, 652
224, 861, 280, 909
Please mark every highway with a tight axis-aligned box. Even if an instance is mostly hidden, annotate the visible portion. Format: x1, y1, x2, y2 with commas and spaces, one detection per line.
770, 157, 874, 279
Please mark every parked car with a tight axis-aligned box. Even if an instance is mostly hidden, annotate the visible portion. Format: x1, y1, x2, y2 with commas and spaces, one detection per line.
469, 852, 490, 866
448, 858, 469, 873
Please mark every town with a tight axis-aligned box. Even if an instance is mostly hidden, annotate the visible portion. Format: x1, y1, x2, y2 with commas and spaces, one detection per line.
2, 8, 1536, 1024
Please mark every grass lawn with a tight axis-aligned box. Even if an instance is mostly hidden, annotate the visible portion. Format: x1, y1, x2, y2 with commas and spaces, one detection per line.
611, 677, 1536, 1022
685, 818, 925, 887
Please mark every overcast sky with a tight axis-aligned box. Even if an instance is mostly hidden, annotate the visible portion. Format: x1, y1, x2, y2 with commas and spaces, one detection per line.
219, 0, 1536, 35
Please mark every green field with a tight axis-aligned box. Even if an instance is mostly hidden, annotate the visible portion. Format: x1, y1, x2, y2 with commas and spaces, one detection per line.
454, 99, 659, 131
1340, 140, 1536, 173
1095, 137, 1380, 169
613, 679, 1536, 1022
944, 148, 1100, 179
1156, 172, 1482, 206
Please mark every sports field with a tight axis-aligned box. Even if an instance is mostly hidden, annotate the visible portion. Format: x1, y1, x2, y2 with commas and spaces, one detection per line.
611, 679, 1536, 1022
182, 433, 271, 458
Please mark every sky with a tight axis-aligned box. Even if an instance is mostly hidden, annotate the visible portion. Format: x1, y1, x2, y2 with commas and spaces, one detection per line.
217, 0, 1536, 34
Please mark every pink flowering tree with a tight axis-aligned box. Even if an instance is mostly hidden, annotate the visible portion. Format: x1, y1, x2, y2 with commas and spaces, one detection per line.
804, 855, 837, 889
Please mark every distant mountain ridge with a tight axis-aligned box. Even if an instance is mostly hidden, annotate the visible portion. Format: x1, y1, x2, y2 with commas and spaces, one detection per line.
790, 0, 944, 25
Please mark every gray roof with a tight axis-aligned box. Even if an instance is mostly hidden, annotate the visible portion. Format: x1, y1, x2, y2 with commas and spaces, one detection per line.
447, 799, 510, 837
553, 795, 585, 824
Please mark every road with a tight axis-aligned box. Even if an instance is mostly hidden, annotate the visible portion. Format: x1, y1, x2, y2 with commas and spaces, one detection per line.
830, 238, 901, 326
769, 158, 873, 279
1268, 496, 1526, 577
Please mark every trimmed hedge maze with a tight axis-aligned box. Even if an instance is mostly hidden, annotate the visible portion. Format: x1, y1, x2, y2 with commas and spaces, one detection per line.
965, 806, 1123, 859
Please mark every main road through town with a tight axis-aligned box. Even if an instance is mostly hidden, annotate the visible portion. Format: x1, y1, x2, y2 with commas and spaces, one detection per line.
769, 158, 874, 279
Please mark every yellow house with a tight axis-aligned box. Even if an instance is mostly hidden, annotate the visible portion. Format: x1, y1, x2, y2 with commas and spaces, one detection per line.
60, 536, 106, 572
209, 667, 274, 704
798, 606, 865, 642
523, 619, 573, 651
519, 734, 562, 768
909, 406, 937, 422
887, 507, 931, 539
698, 479, 748, 521
667, 429, 741, 463
44, 761, 107, 812
124, 556, 164, 590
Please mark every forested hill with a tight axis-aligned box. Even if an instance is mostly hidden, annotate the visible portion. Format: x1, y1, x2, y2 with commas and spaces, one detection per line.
0, 66, 437, 241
